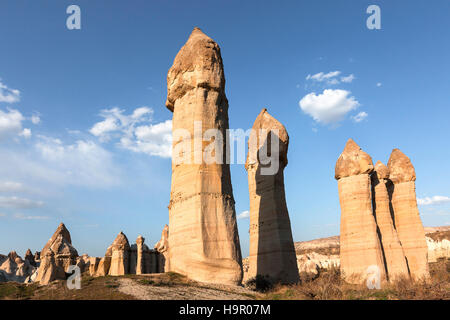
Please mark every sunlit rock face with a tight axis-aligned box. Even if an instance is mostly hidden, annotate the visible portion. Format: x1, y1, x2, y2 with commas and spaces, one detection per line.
387, 149, 430, 281
371, 161, 409, 281
245, 108, 299, 284
165, 28, 242, 285
335, 139, 386, 284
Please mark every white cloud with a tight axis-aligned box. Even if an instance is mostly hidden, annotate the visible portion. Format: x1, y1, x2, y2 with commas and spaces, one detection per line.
90, 107, 172, 158
237, 210, 250, 219
299, 89, 360, 125
34, 136, 121, 188
0, 181, 25, 193
31, 115, 41, 124
351, 111, 368, 123
306, 71, 341, 82
306, 71, 355, 85
0, 108, 28, 140
417, 196, 450, 206
341, 74, 355, 83
20, 128, 31, 138
376, 82, 382, 87
0, 196, 44, 209
13, 213, 49, 220
125, 120, 172, 158
0, 80, 20, 103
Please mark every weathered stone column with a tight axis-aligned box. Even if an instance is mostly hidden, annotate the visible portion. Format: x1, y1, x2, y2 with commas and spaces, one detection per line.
387, 149, 429, 280
154, 224, 170, 273
165, 28, 243, 285
371, 161, 409, 281
108, 232, 130, 276
136, 235, 145, 275
245, 108, 299, 284
335, 139, 386, 284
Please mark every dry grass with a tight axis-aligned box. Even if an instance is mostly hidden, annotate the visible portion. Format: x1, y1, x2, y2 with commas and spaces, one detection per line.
261, 259, 450, 300
427, 231, 450, 242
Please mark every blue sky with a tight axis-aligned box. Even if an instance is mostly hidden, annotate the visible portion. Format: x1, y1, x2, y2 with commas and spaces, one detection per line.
0, 0, 449, 258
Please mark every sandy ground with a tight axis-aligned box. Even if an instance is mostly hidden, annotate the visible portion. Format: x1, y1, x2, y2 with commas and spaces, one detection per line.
116, 278, 258, 300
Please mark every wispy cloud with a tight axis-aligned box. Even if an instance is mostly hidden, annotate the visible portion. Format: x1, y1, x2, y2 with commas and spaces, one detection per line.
90, 107, 172, 158
0, 107, 32, 140
417, 196, 450, 206
13, 213, 49, 220
0, 196, 44, 209
0, 80, 20, 103
351, 111, 368, 123
237, 210, 250, 219
305, 71, 355, 85
341, 74, 355, 83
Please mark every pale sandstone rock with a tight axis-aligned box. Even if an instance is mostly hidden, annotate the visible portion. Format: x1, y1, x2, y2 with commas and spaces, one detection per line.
245, 108, 299, 284
108, 232, 130, 276
40, 223, 78, 272
89, 257, 100, 276
95, 256, 111, 277
0, 251, 36, 283
166, 28, 242, 285
136, 236, 145, 275
387, 149, 430, 280
154, 224, 170, 273
34, 250, 65, 285
371, 161, 410, 281
335, 139, 386, 284
426, 237, 450, 262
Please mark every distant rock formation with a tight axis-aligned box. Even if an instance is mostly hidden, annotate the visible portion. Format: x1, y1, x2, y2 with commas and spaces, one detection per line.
154, 225, 169, 273
245, 108, 299, 284
39, 223, 78, 272
24, 249, 36, 267
335, 139, 386, 284
165, 27, 242, 285
34, 250, 65, 285
0, 251, 36, 283
371, 161, 410, 281
388, 149, 430, 280
108, 232, 130, 276
90, 231, 159, 277
34, 222, 79, 285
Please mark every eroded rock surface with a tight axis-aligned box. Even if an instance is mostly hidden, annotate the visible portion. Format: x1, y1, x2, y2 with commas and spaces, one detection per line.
387, 149, 429, 280
335, 139, 386, 284
245, 108, 299, 284
166, 27, 242, 285
371, 161, 409, 281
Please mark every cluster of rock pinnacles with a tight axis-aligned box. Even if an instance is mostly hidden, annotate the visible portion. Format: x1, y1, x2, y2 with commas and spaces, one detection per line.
1, 28, 429, 288
335, 139, 429, 284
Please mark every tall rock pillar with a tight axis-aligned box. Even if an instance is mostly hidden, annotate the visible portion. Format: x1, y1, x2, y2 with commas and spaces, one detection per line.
245, 108, 299, 284
335, 139, 386, 284
387, 149, 429, 280
108, 232, 130, 276
371, 161, 409, 281
165, 28, 243, 285
136, 235, 145, 275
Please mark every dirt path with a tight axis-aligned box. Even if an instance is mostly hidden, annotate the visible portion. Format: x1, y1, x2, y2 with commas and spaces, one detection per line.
117, 278, 258, 300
